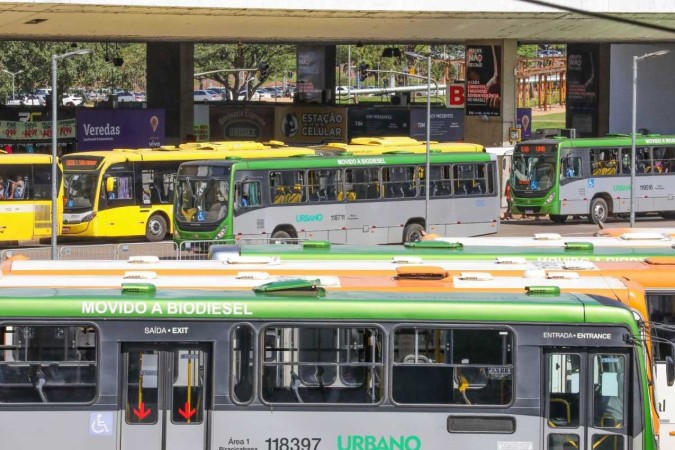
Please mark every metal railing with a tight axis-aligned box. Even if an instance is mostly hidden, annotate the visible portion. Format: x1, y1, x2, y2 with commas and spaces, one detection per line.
1, 238, 306, 262
0, 238, 304, 261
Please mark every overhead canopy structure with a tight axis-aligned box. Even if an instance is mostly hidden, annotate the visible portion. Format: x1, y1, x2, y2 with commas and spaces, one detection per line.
0, 0, 673, 43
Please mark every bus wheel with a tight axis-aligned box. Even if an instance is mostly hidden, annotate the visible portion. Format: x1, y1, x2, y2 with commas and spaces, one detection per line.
403, 223, 425, 243
271, 229, 294, 244
549, 214, 568, 224
146, 214, 167, 242
588, 198, 608, 224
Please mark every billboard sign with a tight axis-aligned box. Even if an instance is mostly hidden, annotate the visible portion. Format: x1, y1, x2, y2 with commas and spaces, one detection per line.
76, 109, 165, 150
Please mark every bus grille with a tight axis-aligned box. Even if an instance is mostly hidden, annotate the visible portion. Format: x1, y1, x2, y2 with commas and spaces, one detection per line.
35, 204, 51, 229
447, 416, 515, 433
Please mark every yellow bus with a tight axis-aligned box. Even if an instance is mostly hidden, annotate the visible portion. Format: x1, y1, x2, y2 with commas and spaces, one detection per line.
0, 153, 62, 245
60, 144, 315, 242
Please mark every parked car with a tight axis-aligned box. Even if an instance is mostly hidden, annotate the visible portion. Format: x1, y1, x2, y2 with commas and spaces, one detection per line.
237, 89, 260, 101
5, 95, 22, 106
22, 95, 46, 106
111, 91, 135, 102
62, 93, 84, 106
134, 92, 146, 102
537, 49, 563, 58
194, 90, 223, 101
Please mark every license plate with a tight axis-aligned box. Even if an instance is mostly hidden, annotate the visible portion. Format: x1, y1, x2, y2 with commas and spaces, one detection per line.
62, 227, 70, 232
523, 209, 534, 214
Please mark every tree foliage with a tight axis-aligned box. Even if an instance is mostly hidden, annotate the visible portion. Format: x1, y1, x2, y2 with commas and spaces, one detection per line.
194, 43, 295, 100
0, 41, 146, 102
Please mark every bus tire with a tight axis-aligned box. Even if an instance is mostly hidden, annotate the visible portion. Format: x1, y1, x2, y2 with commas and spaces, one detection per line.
271, 228, 295, 244
549, 214, 568, 224
146, 214, 167, 242
588, 198, 608, 224
403, 223, 425, 243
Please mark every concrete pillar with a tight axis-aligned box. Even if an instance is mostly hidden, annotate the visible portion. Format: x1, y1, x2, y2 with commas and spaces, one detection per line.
147, 42, 194, 145
464, 39, 517, 147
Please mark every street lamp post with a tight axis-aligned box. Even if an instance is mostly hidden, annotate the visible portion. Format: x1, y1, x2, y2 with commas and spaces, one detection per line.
630, 49, 670, 228
51, 49, 91, 260
405, 51, 432, 228
2, 69, 24, 101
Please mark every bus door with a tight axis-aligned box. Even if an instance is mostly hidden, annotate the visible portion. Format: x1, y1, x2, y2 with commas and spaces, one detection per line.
544, 350, 629, 450
121, 343, 210, 450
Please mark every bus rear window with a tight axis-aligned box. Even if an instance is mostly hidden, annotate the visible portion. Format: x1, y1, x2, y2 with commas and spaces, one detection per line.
0, 325, 97, 403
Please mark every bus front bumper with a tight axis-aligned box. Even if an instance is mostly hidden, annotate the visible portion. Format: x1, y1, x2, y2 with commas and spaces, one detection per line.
61, 221, 91, 236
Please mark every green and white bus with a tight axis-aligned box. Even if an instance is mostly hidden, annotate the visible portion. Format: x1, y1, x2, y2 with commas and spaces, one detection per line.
0, 286, 659, 450
173, 153, 499, 246
509, 135, 675, 224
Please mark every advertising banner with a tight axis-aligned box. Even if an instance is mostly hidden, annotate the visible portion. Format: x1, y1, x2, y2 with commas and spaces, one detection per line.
410, 108, 464, 142
76, 109, 165, 150
465, 45, 502, 116
348, 108, 410, 139
517, 108, 532, 140
193, 104, 210, 142
0, 119, 76, 141
275, 106, 347, 144
297, 45, 326, 104
566, 43, 599, 137
210, 106, 276, 142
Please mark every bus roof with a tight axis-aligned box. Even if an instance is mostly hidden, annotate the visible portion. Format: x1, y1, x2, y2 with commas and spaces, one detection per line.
517, 134, 675, 149
0, 153, 56, 164
428, 233, 675, 248
315, 137, 485, 154
62, 146, 316, 167
237, 241, 675, 261
178, 152, 495, 173
0, 271, 633, 293
0, 287, 636, 328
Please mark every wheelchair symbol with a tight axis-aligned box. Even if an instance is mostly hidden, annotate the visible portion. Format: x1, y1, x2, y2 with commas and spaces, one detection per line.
530, 180, 538, 190
90, 412, 113, 436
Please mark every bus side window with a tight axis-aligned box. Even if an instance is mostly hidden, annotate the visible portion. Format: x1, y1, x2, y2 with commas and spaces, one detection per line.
261, 326, 383, 404
392, 328, 512, 405
561, 156, 582, 179
0, 325, 97, 404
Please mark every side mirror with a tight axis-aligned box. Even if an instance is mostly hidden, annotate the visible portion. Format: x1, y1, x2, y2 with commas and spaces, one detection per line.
667, 351, 675, 387
105, 177, 115, 193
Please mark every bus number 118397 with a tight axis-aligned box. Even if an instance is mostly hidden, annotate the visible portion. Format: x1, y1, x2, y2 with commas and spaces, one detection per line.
264, 437, 322, 450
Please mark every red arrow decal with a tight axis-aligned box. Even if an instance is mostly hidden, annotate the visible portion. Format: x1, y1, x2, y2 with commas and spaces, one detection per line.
178, 402, 196, 420
133, 402, 152, 420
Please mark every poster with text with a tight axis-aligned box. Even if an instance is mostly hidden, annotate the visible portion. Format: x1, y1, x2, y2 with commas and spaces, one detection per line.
566, 44, 599, 137
76, 109, 165, 150
348, 108, 410, 139
465, 45, 502, 117
210, 106, 275, 142
275, 106, 347, 144
410, 108, 464, 142
297, 45, 325, 103
517, 108, 532, 140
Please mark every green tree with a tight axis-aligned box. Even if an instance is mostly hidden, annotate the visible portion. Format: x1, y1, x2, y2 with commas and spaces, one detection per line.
0, 41, 147, 104
194, 43, 295, 101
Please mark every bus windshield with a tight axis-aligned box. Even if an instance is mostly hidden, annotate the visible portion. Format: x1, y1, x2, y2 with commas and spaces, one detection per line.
175, 178, 230, 224
64, 171, 99, 211
511, 153, 556, 192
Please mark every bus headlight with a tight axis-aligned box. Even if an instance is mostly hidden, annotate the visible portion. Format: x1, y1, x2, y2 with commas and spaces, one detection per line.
545, 193, 555, 204
215, 227, 227, 240
82, 212, 97, 222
